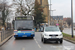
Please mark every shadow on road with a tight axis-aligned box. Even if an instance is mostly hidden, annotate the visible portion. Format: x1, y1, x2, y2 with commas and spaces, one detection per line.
43, 41, 63, 45
15, 37, 34, 40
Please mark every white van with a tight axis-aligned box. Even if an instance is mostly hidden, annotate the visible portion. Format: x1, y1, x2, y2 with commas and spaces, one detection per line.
41, 26, 63, 44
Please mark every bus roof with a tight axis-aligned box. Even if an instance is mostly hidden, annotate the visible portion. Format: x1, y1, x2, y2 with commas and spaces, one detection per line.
15, 16, 33, 20
16, 16, 32, 17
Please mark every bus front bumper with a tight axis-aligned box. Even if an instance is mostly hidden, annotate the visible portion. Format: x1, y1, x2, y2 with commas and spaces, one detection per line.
14, 34, 35, 37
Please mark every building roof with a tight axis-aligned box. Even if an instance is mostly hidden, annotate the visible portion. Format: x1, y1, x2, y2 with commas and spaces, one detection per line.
63, 18, 68, 21
51, 16, 63, 20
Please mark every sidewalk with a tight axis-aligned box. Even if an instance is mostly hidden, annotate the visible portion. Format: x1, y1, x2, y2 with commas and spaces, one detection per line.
63, 28, 75, 35
63, 28, 75, 44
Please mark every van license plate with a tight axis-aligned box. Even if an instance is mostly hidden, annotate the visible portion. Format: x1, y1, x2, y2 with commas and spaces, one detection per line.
51, 36, 56, 38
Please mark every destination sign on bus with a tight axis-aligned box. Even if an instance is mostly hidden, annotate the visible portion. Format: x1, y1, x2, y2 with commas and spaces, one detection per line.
15, 17, 32, 20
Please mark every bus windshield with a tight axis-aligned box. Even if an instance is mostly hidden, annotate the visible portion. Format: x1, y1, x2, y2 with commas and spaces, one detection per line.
14, 20, 34, 30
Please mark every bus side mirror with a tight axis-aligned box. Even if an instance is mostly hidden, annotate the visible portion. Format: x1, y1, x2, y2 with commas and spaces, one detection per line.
12, 20, 15, 30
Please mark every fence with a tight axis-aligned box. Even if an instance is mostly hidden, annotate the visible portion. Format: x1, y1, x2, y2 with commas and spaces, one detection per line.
0, 29, 13, 42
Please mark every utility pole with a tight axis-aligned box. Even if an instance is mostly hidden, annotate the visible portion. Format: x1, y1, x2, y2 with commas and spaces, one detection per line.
51, 10, 56, 16
71, 0, 74, 38
50, 0, 52, 25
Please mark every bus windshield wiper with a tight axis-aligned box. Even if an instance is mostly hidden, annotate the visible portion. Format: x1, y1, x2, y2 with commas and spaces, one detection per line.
17, 27, 23, 30
17, 27, 32, 30
22, 28, 32, 30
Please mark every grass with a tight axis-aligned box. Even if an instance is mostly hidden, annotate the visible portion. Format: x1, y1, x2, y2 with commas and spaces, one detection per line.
62, 32, 75, 41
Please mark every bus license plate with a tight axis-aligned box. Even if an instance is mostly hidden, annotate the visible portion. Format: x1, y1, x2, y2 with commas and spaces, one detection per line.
23, 35, 27, 37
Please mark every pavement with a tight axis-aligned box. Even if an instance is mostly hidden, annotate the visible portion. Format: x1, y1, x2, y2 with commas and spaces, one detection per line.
63, 28, 75, 35
63, 28, 75, 44
0, 32, 75, 50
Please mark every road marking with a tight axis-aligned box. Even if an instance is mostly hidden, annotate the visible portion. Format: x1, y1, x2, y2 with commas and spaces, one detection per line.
56, 47, 62, 50
22, 48, 25, 50
64, 46, 71, 50
56, 46, 71, 50
34, 38, 41, 48
38, 44, 41, 48
35, 39, 38, 43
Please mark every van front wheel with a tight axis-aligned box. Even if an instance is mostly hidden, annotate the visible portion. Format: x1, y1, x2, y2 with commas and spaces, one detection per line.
60, 40, 63, 44
43, 38, 46, 43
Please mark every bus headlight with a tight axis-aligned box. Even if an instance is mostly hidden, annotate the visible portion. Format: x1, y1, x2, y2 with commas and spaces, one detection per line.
13, 33, 15, 35
14, 33, 17, 35
14, 30, 17, 31
31, 33, 34, 34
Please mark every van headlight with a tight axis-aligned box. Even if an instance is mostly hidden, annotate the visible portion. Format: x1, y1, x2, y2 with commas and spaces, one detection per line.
44, 34, 48, 36
59, 34, 62, 36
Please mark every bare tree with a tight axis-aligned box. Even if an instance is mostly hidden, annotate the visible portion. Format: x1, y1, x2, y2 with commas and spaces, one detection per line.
66, 18, 71, 26
0, 0, 12, 26
0, 3, 4, 11
13, 0, 35, 16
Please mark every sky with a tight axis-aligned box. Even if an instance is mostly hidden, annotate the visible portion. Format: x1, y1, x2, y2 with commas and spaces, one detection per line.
4, 0, 75, 23
48, 0, 75, 23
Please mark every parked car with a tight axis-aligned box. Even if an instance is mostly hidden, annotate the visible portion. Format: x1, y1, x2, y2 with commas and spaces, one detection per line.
41, 26, 63, 44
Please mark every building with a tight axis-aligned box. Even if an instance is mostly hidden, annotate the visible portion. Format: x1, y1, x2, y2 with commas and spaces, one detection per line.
51, 16, 63, 27
63, 18, 69, 28
36, 0, 50, 23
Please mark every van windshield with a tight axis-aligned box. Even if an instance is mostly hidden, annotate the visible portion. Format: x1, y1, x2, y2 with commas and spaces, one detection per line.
45, 27, 60, 32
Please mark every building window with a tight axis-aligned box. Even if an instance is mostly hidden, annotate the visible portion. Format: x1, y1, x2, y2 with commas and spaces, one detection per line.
40, 0, 42, 5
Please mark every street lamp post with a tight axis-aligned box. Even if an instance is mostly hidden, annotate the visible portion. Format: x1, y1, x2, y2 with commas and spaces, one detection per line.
50, 10, 56, 25
51, 10, 56, 16
50, 0, 52, 25
71, 0, 74, 38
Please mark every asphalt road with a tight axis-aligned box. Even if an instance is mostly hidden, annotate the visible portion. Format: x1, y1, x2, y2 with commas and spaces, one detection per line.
0, 32, 75, 50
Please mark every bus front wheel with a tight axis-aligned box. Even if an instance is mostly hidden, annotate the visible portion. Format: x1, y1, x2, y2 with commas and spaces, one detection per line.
15, 37, 18, 39
31, 37, 34, 39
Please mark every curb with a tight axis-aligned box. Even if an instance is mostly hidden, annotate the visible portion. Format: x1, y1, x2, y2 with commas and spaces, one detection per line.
63, 37, 75, 44
0, 34, 13, 46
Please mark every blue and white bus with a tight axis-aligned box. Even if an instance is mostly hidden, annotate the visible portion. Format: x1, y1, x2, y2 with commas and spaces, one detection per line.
13, 16, 35, 39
